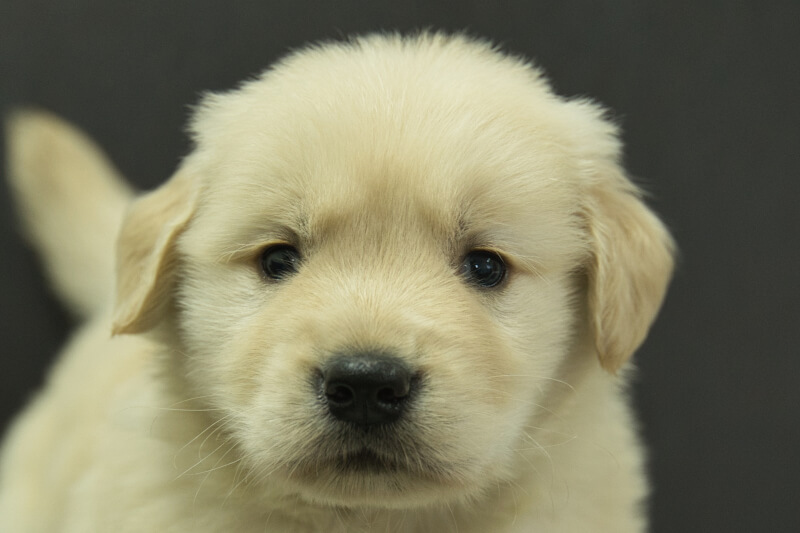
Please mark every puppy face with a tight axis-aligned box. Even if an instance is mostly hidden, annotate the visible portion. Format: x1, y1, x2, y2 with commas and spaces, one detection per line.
112, 34, 673, 507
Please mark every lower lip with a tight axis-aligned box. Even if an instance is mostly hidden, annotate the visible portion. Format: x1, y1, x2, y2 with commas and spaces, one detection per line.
334, 448, 401, 472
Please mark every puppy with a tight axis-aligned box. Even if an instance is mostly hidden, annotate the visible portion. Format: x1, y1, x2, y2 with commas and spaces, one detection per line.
0, 33, 674, 532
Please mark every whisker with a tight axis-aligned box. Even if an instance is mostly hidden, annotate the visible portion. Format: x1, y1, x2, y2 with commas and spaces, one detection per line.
175, 439, 230, 480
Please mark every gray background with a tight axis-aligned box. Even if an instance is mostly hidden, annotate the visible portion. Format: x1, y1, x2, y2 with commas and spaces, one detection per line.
1, 1, 798, 531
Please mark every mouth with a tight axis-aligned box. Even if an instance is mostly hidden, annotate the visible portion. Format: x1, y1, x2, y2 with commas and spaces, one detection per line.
278, 444, 460, 506
286, 444, 413, 480
270, 428, 476, 506
332, 447, 404, 473
283, 437, 447, 484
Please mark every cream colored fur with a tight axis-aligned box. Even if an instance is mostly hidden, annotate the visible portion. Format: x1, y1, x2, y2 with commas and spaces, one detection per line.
0, 33, 674, 532
5, 111, 132, 318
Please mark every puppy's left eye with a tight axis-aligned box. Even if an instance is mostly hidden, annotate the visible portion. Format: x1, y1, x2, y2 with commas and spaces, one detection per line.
460, 250, 507, 288
260, 244, 301, 280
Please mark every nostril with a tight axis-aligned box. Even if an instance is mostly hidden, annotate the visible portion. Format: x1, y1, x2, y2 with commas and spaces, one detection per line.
375, 382, 409, 405
325, 383, 356, 406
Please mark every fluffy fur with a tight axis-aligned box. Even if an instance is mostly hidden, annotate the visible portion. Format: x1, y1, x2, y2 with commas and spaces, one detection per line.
0, 33, 674, 532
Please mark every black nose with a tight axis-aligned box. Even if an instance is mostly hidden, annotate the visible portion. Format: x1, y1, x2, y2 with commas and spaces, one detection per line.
321, 354, 414, 426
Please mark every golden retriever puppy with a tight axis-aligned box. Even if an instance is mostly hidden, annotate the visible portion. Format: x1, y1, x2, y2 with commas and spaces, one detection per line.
0, 33, 673, 532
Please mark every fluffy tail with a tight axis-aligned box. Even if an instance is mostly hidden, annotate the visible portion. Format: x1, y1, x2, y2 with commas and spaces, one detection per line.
5, 110, 134, 319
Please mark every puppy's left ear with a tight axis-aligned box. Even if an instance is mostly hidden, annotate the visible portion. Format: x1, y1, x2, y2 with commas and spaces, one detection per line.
584, 163, 675, 374
112, 171, 197, 335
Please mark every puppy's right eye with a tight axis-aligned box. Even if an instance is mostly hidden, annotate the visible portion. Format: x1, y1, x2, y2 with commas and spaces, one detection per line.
260, 244, 301, 280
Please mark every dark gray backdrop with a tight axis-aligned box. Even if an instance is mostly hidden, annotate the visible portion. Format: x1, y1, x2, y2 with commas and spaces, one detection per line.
1, 1, 798, 531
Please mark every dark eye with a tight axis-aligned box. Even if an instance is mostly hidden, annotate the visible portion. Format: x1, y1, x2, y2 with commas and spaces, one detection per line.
461, 250, 507, 288
260, 244, 301, 280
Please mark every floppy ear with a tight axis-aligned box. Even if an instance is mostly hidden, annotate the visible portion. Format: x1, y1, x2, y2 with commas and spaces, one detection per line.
585, 169, 675, 373
112, 171, 197, 335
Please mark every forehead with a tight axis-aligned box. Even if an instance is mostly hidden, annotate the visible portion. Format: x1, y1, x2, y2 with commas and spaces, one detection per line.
183, 36, 590, 267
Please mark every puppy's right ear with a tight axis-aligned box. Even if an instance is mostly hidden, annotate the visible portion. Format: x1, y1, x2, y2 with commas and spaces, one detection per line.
112, 171, 197, 335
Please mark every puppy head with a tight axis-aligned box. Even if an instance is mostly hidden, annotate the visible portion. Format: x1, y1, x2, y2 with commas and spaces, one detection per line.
113, 34, 673, 507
